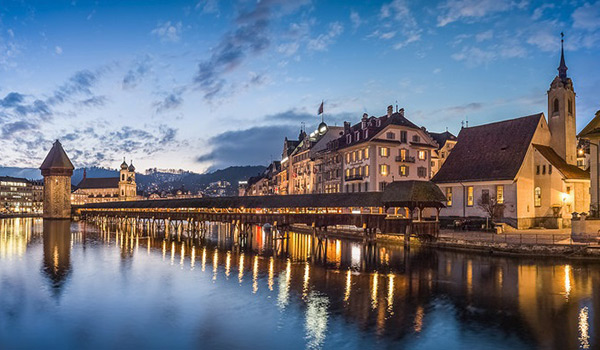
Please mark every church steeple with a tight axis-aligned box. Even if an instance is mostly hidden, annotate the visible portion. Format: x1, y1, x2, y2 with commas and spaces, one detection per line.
558, 32, 568, 80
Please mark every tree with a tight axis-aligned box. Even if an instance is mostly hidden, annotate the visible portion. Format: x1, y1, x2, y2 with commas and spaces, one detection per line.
477, 192, 505, 222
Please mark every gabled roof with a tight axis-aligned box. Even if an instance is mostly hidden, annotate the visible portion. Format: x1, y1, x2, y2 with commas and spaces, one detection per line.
432, 113, 543, 183
40, 140, 74, 171
578, 110, 600, 139
76, 177, 119, 189
428, 131, 457, 149
532, 144, 589, 180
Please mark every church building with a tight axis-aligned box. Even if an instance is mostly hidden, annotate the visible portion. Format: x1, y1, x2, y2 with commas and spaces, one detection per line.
73, 159, 137, 204
432, 37, 590, 229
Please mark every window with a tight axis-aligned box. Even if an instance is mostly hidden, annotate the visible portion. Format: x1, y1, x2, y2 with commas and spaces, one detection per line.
346, 169, 350, 177
121, 174, 125, 181
379, 182, 387, 191
346, 134, 351, 143
446, 187, 453, 206
481, 189, 490, 204
412, 135, 420, 143
365, 182, 369, 191
534, 187, 541, 207
380, 147, 389, 157
364, 165, 369, 177
553, 98, 559, 114
568, 99, 573, 115
549, 165, 552, 174
380, 164, 389, 176
386, 132, 395, 139
467, 186, 474, 206
418, 150, 426, 160
364, 130, 369, 138
496, 185, 504, 204
364, 148, 369, 159
400, 149, 408, 160
400, 131, 407, 143
417, 166, 426, 178
346, 153, 350, 163
536, 165, 540, 175
400, 165, 409, 177
355, 131, 360, 141
542, 165, 546, 175
352, 151, 357, 162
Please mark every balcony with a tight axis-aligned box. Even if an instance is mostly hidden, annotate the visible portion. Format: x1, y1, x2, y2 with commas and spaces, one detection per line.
345, 174, 364, 182
395, 156, 415, 163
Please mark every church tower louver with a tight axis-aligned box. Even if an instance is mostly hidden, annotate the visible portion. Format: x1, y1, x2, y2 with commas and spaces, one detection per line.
547, 33, 577, 165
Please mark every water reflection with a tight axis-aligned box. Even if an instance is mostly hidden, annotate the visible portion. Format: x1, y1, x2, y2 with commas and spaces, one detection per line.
0, 218, 599, 349
42, 220, 71, 296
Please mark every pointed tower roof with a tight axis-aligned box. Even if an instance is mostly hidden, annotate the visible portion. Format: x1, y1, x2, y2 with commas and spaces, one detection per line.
120, 157, 128, 170
558, 32, 568, 80
40, 140, 74, 176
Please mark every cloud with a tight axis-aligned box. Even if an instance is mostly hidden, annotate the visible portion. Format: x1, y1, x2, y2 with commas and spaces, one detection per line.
442, 102, 484, 115
475, 30, 493, 42
48, 69, 104, 106
155, 90, 184, 113
0, 92, 51, 117
151, 21, 183, 42
573, 2, 600, 31
1, 121, 37, 137
307, 22, 344, 51
379, 0, 421, 49
350, 11, 362, 30
196, 0, 219, 14
79, 96, 107, 107
437, 0, 515, 27
452, 40, 527, 67
196, 124, 299, 169
531, 4, 554, 21
193, 0, 309, 101
122, 56, 152, 89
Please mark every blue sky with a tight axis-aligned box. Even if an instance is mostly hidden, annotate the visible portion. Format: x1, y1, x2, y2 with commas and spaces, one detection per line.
0, 0, 598, 172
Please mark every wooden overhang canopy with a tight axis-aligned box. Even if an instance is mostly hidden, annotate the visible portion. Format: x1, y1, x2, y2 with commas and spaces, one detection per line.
80, 180, 446, 210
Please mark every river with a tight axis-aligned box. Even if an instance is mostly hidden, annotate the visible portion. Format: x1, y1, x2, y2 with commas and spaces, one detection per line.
0, 218, 597, 349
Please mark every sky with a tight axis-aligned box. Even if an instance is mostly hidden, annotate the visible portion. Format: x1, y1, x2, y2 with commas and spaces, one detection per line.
0, 0, 599, 173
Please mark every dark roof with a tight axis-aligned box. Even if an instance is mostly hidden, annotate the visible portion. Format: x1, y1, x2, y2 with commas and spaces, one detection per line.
432, 113, 543, 183
338, 111, 423, 150
533, 144, 589, 180
0, 176, 30, 184
81, 181, 445, 209
40, 140, 74, 171
428, 131, 457, 149
578, 110, 600, 139
76, 177, 119, 189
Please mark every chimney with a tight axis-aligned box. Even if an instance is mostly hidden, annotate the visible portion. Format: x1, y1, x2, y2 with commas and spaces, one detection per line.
83, 168, 87, 180
399, 108, 404, 117
344, 121, 351, 133
387, 105, 393, 117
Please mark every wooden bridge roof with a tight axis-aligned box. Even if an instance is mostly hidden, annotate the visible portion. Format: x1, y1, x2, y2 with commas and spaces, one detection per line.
80, 180, 446, 210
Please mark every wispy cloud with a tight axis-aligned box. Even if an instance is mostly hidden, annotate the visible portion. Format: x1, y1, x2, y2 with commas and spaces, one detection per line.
379, 0, 421, 49
437, 0, 516, 27
151, 21, 183, 42
307, 22, 344, 51
123, 56, 152, 89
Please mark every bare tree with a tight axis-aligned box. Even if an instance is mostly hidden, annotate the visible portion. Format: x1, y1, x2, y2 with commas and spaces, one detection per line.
477, 192, 505, 221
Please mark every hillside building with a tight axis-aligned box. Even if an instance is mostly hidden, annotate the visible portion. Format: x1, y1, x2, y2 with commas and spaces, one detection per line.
73, 159, 137, 204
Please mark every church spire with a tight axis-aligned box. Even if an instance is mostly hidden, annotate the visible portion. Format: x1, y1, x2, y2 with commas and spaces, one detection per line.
558, 32, 568, 80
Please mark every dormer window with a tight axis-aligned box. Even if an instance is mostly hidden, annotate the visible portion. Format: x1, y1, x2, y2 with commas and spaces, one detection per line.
361, 121, 367, 129
346, 134, 351, 144
386, 132, 395, 139
363, 130, 368, 138
412, 135, 420, 143
354, 131, 360, 141
400, 131, 407, 143
376, 119, 381, 127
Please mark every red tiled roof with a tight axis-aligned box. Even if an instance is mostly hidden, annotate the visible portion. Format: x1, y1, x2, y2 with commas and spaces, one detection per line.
432, 113, 543, 183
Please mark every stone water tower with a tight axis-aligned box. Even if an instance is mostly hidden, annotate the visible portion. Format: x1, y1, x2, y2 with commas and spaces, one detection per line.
40, 140, 74, 219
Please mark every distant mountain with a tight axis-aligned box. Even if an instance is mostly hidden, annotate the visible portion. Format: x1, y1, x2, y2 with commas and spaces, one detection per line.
0, 164, 266, 195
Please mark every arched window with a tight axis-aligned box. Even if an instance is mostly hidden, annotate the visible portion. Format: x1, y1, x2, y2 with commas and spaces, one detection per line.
553, 99, 559, 114
534, 187, 541, 207
568, 99, 573, 115
121, 174, 125, 181
121, 190, 124, 196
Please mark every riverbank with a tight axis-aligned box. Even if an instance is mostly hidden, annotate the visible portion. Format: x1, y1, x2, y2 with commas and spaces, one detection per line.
290, 224, 600, 259
0, 213, 42, 219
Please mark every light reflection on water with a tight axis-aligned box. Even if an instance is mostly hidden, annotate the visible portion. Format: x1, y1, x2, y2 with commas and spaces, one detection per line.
0, 218, 598, 349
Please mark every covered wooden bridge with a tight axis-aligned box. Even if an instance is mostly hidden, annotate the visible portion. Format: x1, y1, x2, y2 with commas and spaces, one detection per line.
76, 180, 446, 242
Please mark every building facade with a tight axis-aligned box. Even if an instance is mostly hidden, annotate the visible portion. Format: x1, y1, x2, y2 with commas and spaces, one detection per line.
429, 131, 457, 177
338, 106, 437, 193
0, 177, 34, 213
73, 159, 137, 204
433, 45, 590, 229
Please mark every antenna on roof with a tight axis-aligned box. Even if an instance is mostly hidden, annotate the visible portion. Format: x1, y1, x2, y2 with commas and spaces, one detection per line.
461, 120, 464, 129
395, 100, 398, 112
446, 126, 448, 132
465, 116, 469, 128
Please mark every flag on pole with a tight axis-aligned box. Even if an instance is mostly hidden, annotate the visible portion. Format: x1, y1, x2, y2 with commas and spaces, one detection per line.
318, 101, 324, 115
